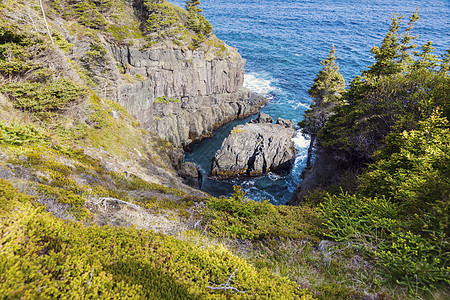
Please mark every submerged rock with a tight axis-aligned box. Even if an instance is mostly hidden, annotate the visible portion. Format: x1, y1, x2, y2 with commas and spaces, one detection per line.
211, 115, 295, 179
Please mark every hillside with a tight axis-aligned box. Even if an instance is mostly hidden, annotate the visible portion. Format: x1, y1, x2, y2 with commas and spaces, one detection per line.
0, 1, 448, 299
0, 0, 317, 298
292, 12, 449, 299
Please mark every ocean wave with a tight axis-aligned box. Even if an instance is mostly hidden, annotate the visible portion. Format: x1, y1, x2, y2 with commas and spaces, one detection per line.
243, 72, 278, 95
292, 101, 310, 110
292, 130, 310, 150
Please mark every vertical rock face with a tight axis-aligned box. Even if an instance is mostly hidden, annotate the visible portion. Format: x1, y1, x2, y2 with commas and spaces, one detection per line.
110, 46, 265, 147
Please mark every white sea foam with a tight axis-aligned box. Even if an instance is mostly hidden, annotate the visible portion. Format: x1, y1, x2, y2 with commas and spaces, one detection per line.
292, 130, 310, 150
268, 172, 283, 181
292, 101, 310, 109
244, 72, 277, 95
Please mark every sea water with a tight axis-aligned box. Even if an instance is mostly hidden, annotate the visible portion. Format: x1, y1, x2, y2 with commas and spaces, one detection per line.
169, 0, 450, 204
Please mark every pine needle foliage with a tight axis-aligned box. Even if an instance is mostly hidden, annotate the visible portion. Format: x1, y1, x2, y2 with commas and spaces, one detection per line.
299, 45, 346, 138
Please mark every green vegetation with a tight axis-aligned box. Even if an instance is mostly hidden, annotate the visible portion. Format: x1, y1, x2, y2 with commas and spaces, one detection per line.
154, 95, 180, 104
142, 0, 213, 48
204, 186, 324, 241
299, 45, 346, 141
1, 0, 447, 298
185, 0, 213, 46
0, 14, 87, 120
1, 78, 86, 117
143, 0, 184, 39
0, 180, 314, 299
301, 12, 450, 298
0, 122, 46, 145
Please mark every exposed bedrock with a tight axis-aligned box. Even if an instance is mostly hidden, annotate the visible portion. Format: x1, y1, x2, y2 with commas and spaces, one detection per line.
211, 114, 295, 179
179, 162, 203, 189
287, 140, 364, 206
110, 46, 266, 147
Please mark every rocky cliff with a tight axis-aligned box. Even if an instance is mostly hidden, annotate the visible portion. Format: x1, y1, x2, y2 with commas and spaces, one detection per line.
35, 0, 266, 149
111, 46, 265, 147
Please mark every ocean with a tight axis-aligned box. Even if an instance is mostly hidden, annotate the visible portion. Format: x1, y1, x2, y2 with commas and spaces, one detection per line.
169, 0, 450, 204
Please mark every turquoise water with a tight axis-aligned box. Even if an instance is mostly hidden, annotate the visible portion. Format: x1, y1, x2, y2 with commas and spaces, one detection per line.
170, 0, 450, 204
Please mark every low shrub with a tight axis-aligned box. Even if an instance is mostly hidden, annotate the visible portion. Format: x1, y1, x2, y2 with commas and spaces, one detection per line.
0, 179, 314, 299
204, 186, 324, 240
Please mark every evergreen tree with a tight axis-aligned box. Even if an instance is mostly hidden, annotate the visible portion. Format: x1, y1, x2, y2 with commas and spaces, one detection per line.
413, 41, 439, 70
184, 0, 212, 41
299, 45, 345, 167
365, 12, 420, 77
440, 48, 450, 73
299, 45, 345, 139
185, 0, 202, 13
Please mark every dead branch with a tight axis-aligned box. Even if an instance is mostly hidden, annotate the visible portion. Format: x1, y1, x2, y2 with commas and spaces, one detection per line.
38, 0, 54, 45
85, 267, 94, 287
207, 269, 247, 293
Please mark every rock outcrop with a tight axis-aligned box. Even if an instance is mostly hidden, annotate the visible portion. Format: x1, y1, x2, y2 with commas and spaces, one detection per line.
287, 141, 362, 206
179, 162, 202, 189
211, 114, 295, 179
110, 46, 266, 148
249, 112, 273, 124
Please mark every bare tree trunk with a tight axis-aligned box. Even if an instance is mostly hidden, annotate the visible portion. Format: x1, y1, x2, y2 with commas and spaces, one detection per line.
38, 0, 54, 45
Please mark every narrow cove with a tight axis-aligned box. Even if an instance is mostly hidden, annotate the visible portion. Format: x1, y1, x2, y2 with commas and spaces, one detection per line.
184, 102, 309, 205
175, 0, 449, 204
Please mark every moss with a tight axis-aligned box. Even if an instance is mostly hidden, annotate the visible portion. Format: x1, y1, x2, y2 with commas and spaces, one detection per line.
79, 93, 150, 159
106, 23, 143, 43
154, 96, 180, 104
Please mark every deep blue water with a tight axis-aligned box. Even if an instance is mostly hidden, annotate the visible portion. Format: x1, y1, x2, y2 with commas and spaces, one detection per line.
170, 0, 450, 204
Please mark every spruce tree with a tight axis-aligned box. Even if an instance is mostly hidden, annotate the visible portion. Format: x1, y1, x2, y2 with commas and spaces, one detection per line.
185, 0, 202, 13
365, 12, 420, 77
184, 0, 212, 40
299, 45, 345, 167
300, 45, 345, 139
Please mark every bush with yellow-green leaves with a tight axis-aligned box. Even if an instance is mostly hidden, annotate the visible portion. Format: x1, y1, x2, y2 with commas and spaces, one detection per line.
0, 179, 314, 299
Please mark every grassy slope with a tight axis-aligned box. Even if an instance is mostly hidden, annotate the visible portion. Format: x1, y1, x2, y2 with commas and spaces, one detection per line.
2, 1, 444, 299
0, 1, 317, 299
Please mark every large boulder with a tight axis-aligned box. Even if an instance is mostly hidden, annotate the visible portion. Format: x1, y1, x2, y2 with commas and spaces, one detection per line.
276, 117, 294, 129
211, 118, 295, 179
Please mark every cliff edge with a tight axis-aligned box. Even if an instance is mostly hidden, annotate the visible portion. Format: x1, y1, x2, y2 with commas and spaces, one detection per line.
44, 0, 265, 148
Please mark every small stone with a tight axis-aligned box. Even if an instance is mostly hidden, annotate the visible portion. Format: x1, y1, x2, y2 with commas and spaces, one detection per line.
18, 155, 28, 162
110, 110, 121, 119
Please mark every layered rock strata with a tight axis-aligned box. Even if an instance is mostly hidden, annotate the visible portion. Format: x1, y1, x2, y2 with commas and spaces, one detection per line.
211, 114, 295, 179
110, 46, 266, 147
